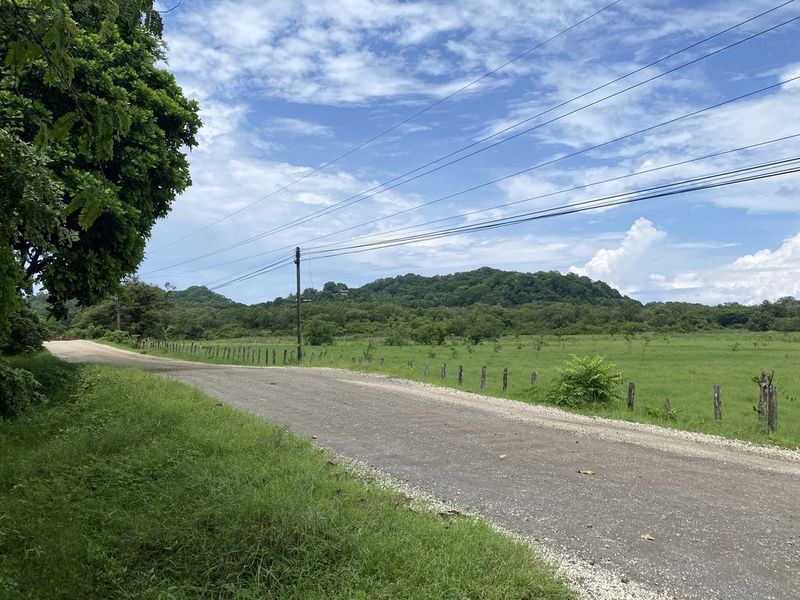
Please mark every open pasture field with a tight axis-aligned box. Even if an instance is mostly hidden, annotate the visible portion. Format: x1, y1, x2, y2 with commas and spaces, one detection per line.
135, 332, 800, 448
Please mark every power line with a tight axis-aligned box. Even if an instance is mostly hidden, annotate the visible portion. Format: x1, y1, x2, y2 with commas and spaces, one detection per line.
305, 133, 800, 252
150, 69, 800, 283
227, 4, 799, 244
157, 0, 183, 14
307, 161, 800, 260
151, 0, 624, 252
209, 157, 800, 289
204, 253, 296, 290
238, 9, 800, 239
184, 132, 800, 281
145, 4, 799, 273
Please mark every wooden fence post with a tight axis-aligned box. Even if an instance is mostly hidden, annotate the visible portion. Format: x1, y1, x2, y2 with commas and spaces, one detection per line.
458, 365, 463, 385
663, 397, 672, 412
627, 382, 636, 411
756, 371, 773, 425
283, 349, 287, 364
530, 371, 538, 385
441, 363, 447, 379
480, 366, 487, 390
713, 385, 722, 421
502, 367, 508, 391
272, 349, 276, 365
768, 387, 778, 433
423, 362, 429, 377
290, 350, 295, 363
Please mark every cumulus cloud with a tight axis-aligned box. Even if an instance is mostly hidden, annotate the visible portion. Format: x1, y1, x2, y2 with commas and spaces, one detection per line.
653, 234, 800, 304
569, 218, 666, 292
568, 219, 800, 305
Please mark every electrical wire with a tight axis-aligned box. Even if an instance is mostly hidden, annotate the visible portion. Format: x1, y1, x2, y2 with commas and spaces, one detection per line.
145, 4, 799, 272
307, 162, 800, 260
157, 0, 182, 14
208, 157, 800, 289
174, 132, 800, 281
210, 257, 295, 291
227, 6, 799, 244
151, 0, 624, 252
147, 72, 800, 280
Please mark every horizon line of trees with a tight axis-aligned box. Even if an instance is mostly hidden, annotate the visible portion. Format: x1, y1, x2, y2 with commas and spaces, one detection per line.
36, 280, 800, 345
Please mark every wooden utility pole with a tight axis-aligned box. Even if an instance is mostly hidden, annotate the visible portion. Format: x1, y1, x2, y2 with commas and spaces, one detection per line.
115, 295, 121, 330
295, 247, 303, 363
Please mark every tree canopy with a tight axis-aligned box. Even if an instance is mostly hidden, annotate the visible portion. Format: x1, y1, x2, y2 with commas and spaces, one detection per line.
1, 0, 200, 324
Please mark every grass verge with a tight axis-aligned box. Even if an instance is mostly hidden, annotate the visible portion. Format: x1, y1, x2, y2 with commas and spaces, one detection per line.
0, 352, 574, 599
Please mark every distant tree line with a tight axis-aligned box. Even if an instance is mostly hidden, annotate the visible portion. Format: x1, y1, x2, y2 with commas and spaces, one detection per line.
36, 269, 800, 345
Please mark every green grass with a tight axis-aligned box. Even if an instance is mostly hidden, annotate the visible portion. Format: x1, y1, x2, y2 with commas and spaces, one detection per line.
0, 352, 573, 599
126, 331, 800, 448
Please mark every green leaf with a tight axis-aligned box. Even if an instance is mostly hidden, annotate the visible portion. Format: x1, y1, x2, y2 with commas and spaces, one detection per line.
4, 40, 42, 73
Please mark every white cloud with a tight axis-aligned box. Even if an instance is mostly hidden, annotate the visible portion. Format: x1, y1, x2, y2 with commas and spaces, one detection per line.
569, 218, 665, 292
649, 235, 800, 305
781, 62, 800, 90
270, 118, 333, 137
569, 220, 800, 305
163, 0, 617, 106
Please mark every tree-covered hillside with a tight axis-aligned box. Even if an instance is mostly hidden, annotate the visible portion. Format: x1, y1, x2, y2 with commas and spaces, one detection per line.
171, 286, 243, 309
348, 268, 623, 307
55, 268, 800, 343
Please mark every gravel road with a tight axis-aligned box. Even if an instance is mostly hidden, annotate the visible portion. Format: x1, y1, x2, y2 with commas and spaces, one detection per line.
46, 340, 800, 600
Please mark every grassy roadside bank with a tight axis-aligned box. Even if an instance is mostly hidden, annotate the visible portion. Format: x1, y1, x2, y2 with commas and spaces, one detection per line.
0, 353, 574, 599
111, 332, 800, 448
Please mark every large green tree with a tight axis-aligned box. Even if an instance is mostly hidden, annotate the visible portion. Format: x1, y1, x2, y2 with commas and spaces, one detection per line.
1, 0, 200, 322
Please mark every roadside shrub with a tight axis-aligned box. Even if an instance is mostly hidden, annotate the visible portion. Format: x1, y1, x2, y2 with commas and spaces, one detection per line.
85, 323, 107, 339
644, 406, 681, 423
0, 307, 49, 354
0, 359, 45, 419
305, 317, 336, 346
546, 354, 622, 408
411, 322, 447, 345
100, 330, 138, 347
362, 341, 376, 362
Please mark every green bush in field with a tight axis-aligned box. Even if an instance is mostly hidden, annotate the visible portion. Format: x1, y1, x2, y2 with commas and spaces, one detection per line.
0, 359, 44, 419
305, 317, 336, 346
547, 354, 622, 408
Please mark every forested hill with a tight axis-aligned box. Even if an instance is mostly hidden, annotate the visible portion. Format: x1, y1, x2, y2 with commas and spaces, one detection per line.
346, 268, 624, 307
171, 286, 243, 309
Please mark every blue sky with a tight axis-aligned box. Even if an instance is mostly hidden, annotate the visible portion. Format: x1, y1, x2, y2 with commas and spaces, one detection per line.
140, 0, 800, 305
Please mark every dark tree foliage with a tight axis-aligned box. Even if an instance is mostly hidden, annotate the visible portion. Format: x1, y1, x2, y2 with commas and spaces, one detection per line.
74, 271, 800, 344
348, 268, 623, 307
1, 0, 201, 322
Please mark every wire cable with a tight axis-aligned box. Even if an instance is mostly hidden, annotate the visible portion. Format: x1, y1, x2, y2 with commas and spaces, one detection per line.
237, 11, 800, 241
146, 4, 799, 272
307, 162, 800, 261
209, 157, 800, 289
174, 132, 800, 280
152, 72, 800, 281
151, 0, 624, 252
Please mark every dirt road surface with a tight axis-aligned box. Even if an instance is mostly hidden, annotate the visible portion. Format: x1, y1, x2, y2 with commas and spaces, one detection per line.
46, 340, 800, 600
